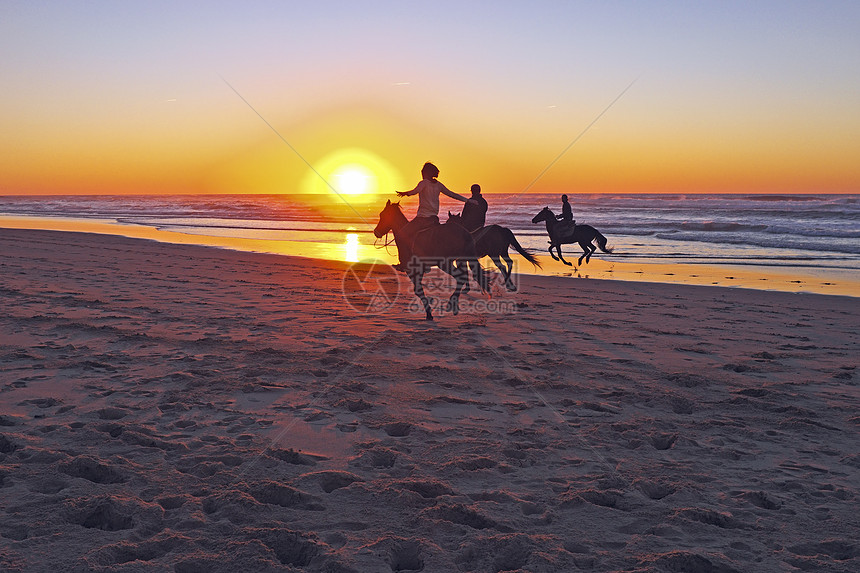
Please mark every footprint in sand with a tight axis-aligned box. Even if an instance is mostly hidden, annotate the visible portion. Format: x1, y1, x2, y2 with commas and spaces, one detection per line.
0, 434, 20, 454
671, 507, 741, 529
739, 490, 781, 510
788, 539, 857, 560
382, 421, 412, 437
253, 528, 323, 568
833, 367, 854, 380
649, 433, 678, 450
247, 481, 325, 511
387, 540, 424, 572
398, 479, 455, 499
564, 488, 626, 509
633, 479, 676, 500
643, 552, 740, 573
155, 495, 189, 510
265, 447, 319, 466
65, 495, 161, 532
88, 535, 189, 567
60, 456, 125, 484
95, 407, 129, 420
352, 446, 398, 469
298, 470, 364, 493
421, 503, 498, 530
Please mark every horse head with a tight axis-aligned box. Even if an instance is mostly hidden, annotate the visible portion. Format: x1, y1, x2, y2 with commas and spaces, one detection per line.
531, 207, 553, 224
446, 211, 463, 226
374, 199, 405, 238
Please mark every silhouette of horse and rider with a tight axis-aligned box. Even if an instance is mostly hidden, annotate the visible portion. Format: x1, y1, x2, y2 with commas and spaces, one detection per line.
531, 206, 613, 266
373, 162, 612, 319
373, 163, 491, 321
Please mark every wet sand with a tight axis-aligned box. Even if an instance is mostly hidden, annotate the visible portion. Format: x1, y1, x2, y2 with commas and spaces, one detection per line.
1, 228, 858, 572
2, 215, 858, 297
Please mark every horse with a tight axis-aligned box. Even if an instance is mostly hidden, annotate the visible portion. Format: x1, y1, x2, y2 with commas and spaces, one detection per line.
446, 212, 541, 292
373, 200, 490, 320
531, 207, 613, 266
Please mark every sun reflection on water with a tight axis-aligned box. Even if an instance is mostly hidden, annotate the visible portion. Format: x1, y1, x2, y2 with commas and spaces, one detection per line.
345, 233, 359, 262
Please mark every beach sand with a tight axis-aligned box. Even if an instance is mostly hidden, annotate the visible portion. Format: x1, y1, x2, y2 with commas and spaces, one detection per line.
1, 229, 858, 572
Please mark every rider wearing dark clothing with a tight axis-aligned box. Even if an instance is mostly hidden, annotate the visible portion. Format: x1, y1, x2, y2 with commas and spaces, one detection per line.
460, 184, 488, 232
556, 194, 575, 226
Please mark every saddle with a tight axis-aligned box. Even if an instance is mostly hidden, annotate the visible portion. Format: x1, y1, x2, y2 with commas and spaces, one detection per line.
554, 220, 577, 242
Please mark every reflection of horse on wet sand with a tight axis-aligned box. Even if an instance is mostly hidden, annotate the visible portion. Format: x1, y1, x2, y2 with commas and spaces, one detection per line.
373, 200, 489, 320
532, 207, 613, 266
446, 212, 541, 292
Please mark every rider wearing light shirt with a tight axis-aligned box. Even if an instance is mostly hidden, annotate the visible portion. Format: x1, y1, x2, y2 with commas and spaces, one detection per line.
394, 162, 474, 271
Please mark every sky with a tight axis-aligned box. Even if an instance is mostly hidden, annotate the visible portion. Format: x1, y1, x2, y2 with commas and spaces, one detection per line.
2, 1, 859, 196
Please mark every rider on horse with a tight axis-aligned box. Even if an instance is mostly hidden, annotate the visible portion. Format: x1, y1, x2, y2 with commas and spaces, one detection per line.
460, 184, 488, 232
555, 194, 576, 241
394, 162, 477, 272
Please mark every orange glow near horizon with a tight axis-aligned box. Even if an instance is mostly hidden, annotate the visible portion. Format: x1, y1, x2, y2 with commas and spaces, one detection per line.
3, 82, 858, 196
4, 105, 858, 196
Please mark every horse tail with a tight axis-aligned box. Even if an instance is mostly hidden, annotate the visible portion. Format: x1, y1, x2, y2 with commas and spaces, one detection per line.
594, 231, 614, 254
505, 228, 542, 269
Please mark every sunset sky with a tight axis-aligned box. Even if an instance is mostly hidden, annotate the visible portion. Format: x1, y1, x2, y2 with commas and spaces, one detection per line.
2, 1, 858, 196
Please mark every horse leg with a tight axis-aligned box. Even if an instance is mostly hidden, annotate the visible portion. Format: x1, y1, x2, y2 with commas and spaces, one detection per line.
503, 253, 517, 290
556, 244, 571, 266
502, 253, 514, 276
493, 254, 516, 291
548, 243, 560, 261
579, 242, 596, 265
501, 254, 516, 291
437, 260, 463, 315
410, 271, 433, 320
489, 255, 508, 291
578, 241, 591, 266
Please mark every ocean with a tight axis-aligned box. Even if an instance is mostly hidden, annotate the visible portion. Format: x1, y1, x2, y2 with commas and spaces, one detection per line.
1, 193, 858, 296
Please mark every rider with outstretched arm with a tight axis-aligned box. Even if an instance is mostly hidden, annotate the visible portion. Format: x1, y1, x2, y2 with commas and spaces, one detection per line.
394, 162, 476, 271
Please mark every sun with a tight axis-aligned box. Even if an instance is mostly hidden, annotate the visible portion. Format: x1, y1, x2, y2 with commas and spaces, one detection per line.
300, 148, 403, 203
333, 165, 372, 195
